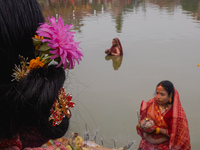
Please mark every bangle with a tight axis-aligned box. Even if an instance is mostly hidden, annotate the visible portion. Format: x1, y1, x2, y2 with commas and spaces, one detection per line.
155, 127, 160, 134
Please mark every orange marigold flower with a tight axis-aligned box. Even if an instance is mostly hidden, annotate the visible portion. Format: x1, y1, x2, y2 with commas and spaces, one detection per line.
28, 57, 45, 70
35, 45, 39, 50
197, 64, 199, 67
34, 35, 44, 40
33, 35, 44, 50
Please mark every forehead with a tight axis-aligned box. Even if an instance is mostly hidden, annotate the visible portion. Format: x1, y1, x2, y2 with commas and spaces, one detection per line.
157, 85, 167, 93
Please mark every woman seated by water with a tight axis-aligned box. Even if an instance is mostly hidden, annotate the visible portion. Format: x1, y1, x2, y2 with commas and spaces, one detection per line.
105, 38, 123, 56
137, 80, 191, 150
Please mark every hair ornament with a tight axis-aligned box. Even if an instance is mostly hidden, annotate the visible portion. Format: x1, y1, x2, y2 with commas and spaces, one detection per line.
12, 56, 30, 81
12, 15, 83, 81
12, 56, 46, 81
34, 15, 83, 70
49, 88, 75, 126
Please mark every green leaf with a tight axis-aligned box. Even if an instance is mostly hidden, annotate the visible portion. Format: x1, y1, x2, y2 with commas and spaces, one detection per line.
37, 43, 51, 51
43, 58, 53, 64
42, 55, 54, 60
32, 37, 42, 46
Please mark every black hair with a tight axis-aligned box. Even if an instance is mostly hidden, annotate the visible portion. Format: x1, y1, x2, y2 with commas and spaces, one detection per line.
0, 0, 70, 148
0, 65, 69, 147
0, 0, 44, 84
156, 80, 175, 104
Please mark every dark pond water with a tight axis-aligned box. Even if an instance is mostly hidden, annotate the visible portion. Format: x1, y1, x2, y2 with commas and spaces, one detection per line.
38, 0, 200, 149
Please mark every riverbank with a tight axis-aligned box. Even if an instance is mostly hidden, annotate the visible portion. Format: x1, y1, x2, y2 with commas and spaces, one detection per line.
42, 132, 133, 150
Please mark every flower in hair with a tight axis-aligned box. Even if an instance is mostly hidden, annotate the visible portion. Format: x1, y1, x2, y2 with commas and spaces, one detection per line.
12, 56, 45, 81
28, 57, 45, 70
34, 35, 44, 50
12, 16, 83, 81
12, 56, 30, 81
36, 15, 83, 70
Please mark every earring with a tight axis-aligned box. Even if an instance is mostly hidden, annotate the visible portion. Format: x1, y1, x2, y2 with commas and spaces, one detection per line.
169, 97, 172, 103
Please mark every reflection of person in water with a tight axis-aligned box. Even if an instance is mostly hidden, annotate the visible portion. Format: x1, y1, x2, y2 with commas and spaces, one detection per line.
105, 55, 123, 70
105, 38, 123, 56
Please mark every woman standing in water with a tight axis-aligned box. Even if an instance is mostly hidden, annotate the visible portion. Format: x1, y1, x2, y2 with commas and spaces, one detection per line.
137, 80, 191, 150
105, 38, 123, 56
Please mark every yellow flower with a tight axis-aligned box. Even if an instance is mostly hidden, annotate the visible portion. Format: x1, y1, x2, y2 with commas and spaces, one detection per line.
28, 57, 45, 70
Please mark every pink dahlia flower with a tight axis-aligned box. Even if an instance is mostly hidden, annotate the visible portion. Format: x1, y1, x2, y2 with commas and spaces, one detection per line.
36, 16, 83, 70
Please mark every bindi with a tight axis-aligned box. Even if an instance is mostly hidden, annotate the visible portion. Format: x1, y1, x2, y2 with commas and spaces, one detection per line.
157, 85, 162, 92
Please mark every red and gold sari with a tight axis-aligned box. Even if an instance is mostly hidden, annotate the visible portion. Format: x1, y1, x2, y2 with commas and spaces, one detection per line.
137, 89, 191, 150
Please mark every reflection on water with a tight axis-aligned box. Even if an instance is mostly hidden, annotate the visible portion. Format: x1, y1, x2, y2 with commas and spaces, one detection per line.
38, 0, 200, 33
38, 0, 200, 149
105, 55, 123, 70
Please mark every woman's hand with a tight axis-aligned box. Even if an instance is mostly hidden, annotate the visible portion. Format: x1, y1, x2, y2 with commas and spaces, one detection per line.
144, 127, 156, 133
143, 129, 169, 145
139, 125, 157, 134
143, 132, 152, 142
105, 49, 111, 54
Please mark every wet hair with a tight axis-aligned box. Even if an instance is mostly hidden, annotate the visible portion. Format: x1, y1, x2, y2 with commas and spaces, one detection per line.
156, 80, 175, 104
0, 0, 69, 147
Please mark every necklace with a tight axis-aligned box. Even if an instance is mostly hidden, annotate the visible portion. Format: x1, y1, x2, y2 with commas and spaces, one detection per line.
159, 104, 171, 114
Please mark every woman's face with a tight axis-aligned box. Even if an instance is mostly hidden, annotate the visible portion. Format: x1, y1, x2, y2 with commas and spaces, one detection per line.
155, 85, 171, 106
112, 40, 116, 46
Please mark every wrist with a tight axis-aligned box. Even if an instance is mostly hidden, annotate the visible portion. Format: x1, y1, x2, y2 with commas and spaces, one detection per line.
166, 129, 170, 137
